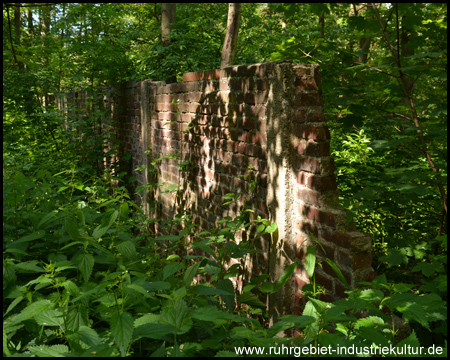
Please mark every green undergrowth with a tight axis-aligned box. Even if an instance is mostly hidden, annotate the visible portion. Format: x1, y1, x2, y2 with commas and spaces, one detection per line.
3, 108, 447, 357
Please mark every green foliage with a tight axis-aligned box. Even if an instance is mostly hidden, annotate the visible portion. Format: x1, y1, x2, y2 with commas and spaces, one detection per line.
3, 2, 446, 356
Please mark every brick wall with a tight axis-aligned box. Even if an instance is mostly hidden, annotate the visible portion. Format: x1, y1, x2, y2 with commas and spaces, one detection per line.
62, 60, 375, 324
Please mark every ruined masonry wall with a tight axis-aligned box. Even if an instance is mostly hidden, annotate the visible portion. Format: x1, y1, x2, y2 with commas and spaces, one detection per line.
64, 61, 374, 322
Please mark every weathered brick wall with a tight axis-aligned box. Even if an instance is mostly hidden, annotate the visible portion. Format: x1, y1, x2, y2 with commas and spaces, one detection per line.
61, 60, 375, 324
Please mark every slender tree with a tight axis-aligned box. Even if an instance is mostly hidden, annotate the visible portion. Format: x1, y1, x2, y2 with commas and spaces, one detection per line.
161, 3, 177, 83
220, 3, 241, 69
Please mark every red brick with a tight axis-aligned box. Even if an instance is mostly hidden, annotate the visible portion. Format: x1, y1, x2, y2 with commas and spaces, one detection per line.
314, 271, 333, 292
294, 77, 319, 92
294, 125, 330, 141
242, 117, 255, 131
295, 275, 309, 292
230, 129, 248, 142
245, 105, 266, 118
307, 112, 326, 123
295, 220, 318, 237
300, 204, 336, 228
351, 253, 373, 270
248, 133, 267, 146
293, 67, 312, 76
294, 109, 307, 123
183, 69, 220, 82
294, 139, 330, 157
295, 156, 322, 174
294, 93, 322, 107
296, 188, 321, 207
255, 91, 268, 104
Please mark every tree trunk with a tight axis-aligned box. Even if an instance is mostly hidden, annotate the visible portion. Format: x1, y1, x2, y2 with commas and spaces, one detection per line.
14, 3, 21, 43
358, 37, 371, 63
26, 6, 34, 35
161, 3, 176, 45
319, 13, 325, 38
14, 3, 24, 70
161, 3, 177, 83
220, 3, 241, 69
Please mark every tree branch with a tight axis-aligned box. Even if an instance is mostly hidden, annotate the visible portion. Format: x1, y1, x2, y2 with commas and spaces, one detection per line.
371, 3, 447, 214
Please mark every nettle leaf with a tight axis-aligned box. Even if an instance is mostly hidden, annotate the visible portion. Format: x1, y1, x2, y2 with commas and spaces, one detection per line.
192, 285, 234, 297
160, 298, 193, 334
237, 292, 266, 309
64, 218, 81, 240
395, 329, 421, 352
163, 262, 185, 280
358, 288, 385, 302
273, 262, 298, 293
120, 201, 129, 217
14, 260, 45, 273
7, 300, 54, 326
134, 323, 180, 340
183, 261, 201, 287
28, 345, 70, 357
116, 240, 137, 260
142, 281, 171, 292
354, 317, 389, 347
10, 230, 45, 245
3, 328, 10, 356
92, 209, 119, 239
61, 280, 80, 297
4, 296, 24, 316
216, 279, 236, 311
111, 311, 134, 357
68, 326, 101, 347
156, 234, 182, 241
124, 284, 153, 298
77, 253, 94, 283
65, 305, 89, 332
259, 281, 275, 293
37, 211, 58, 229
302, 301, 321, 341
191, 307, 249, 323
34, 309, 64, 327
305, 246, 316, 279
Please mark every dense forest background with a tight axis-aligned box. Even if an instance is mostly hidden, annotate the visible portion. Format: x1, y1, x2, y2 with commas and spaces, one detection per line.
3, 3, 447, 357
